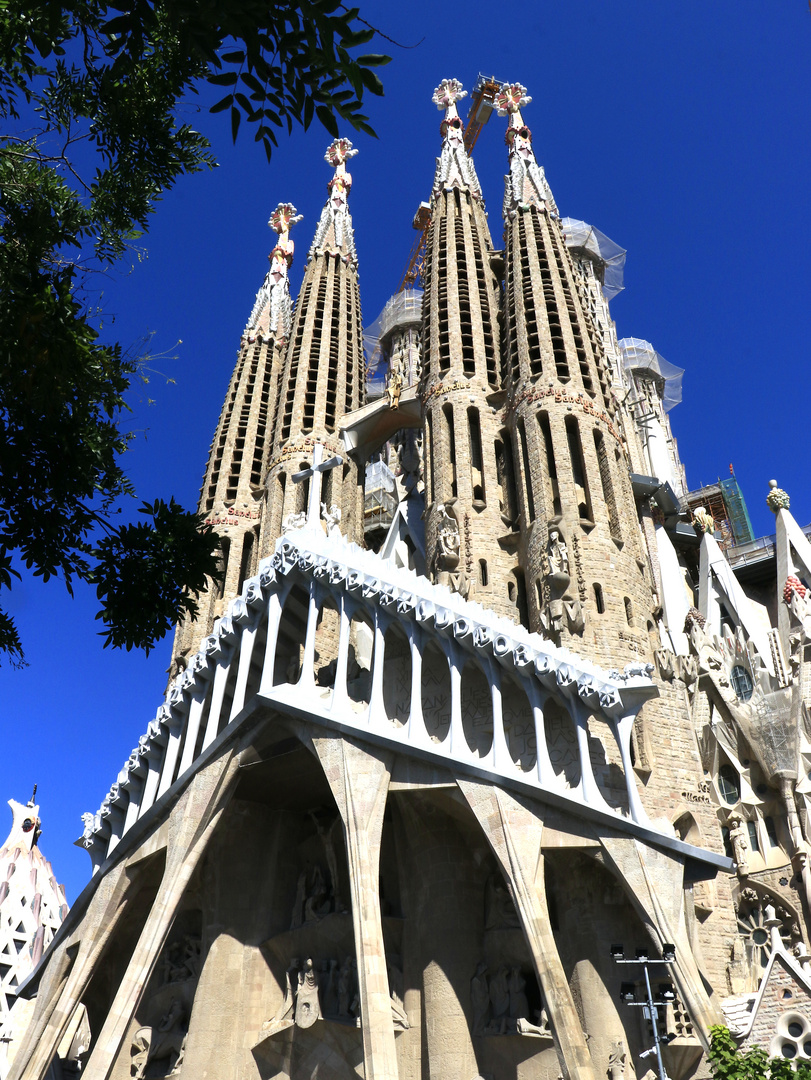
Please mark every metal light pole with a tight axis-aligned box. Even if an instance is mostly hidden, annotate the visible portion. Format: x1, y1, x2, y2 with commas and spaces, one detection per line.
612, 943, 676, 1080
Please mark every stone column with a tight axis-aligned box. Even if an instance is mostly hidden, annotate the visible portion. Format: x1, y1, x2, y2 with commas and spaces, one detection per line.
80, 750, 239, 1080
309, 733, 399, 1080
599, 835, 723, 1046
457, 779, 597, 1080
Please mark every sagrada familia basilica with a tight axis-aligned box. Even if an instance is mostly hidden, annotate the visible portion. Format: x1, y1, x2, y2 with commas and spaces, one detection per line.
4, 77, 811, 1080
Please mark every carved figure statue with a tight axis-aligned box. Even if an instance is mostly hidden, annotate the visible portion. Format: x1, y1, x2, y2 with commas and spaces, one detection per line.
547, 530, 570, 580
435, 504, 460, 568
321, 502, 342, 537
508, 967, 530, 1021
294, 958, 322, 1029
488, 965, 510, 1024
303, 865, 330, 923
471, 962, 490, 1035
386, 361, 403, 409
728, 815, 750, 876
338, 956, 354, 1018
282, 510, 307, 533
608, 1040, 626, 1080
387, 957, 410, 1030
485, 874, 520, 929
131, 999, 187, 1080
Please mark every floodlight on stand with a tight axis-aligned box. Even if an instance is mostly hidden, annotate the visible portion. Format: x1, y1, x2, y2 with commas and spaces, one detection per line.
620, 983, 637, 1004
662, 943, 676, 962
657, 984, 676, 1003
610, 944, 625, 961
636, 948, 649, 962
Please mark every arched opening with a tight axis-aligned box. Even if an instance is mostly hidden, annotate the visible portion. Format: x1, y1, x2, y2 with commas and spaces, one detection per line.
593, 583, 605, 614
565, 416, 592, 523
544, 698, 581, 790
272, 583, 309, 686
468, 407, 485, 506
347, 609, 374, 706
382, 623, 411, 726
502, 677, 536, 772
478, 560, 488, 588
461, 661, 493, 758
442, 403, 457, 499
420, 641, 451, 743
295, 462, 310, 515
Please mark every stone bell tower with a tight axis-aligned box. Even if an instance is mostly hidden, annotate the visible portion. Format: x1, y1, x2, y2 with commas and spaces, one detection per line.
497, 83, 651, 668
420, 79, 517, 618
171, 201, 301, 669
261, 138, 366, 552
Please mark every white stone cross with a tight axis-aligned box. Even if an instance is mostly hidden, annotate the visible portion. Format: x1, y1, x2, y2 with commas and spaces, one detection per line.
292, 443, 343, 527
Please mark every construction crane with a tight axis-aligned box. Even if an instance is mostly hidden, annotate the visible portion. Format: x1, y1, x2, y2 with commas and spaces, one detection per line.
397, 74, 505, 291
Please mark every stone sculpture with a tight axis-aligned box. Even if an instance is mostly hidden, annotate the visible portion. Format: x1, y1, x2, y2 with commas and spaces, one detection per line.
608, 1040, 626, 1080
471, 962, 549, 1038
435, 504, 461, 569
131, 999, 187, 1079
321, 502, 342, 537
728, 815, 750, 876
294, 958, 322, 1028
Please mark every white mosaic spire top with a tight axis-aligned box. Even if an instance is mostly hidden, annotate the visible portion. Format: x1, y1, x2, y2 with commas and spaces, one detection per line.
0, 797, 68, 1062
244, 201, 303, 342
431, 78, 482, 197
308, 138, 359, 261
497, 82, 558, 217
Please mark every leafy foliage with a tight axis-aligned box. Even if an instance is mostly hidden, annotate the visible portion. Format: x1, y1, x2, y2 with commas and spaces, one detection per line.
709, 1026, 811, 1080
0, 1, 390, 664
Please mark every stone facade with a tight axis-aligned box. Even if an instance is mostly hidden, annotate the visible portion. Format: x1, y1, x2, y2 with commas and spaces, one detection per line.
9, 76, 811, 1080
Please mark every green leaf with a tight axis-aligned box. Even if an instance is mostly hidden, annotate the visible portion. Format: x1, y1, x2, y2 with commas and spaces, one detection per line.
210, 94, 234, 113
356, 54, 392, 67
315, 104, 339, 137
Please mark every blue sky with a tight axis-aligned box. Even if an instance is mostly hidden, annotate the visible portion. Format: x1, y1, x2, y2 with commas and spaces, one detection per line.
2, 0, 809, 904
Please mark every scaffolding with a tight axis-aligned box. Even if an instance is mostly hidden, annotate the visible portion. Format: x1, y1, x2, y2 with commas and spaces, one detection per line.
364, 459, 397, 536
562, 218, 626, 301
364, 289, 424, 396
618, 338, 684, 412
685, 471, 755, 552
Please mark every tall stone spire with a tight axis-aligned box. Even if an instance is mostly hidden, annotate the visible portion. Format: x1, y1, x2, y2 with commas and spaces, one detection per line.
420, 79, 516, 618
170, 203, 300, 670
498, 83, 652, 665
260, 139, 365, 551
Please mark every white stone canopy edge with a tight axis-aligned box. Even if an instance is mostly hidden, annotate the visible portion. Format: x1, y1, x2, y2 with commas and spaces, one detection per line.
77, 524, 731, 876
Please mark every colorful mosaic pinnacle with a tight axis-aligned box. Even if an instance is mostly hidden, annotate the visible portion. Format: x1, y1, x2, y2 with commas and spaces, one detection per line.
494, 82, 532, 115
432, 77, 467, 109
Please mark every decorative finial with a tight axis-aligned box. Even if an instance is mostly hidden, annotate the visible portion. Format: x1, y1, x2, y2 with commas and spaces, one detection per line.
692, 506, 715, 535
324, 138, 358, 168
493, 82, 532, 116
268, 202, 303, 236
432, 78, 467, 109
28, 783, 37, 807
766, 479, 790, 513
783, 575, 807, 605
